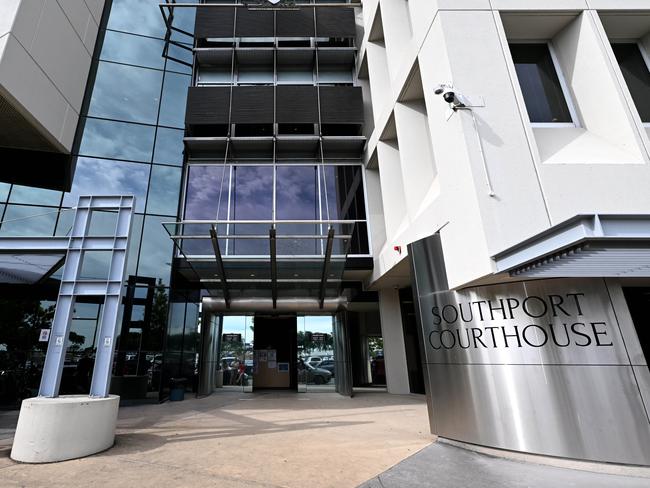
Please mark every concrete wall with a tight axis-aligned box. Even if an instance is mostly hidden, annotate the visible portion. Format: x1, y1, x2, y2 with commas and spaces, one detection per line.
378, 288, 410, 395
0, 0, 105, 152
360, 0, 650, 290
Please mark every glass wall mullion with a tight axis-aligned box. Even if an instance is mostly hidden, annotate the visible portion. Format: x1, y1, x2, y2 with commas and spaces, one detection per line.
226, 165, 233, 255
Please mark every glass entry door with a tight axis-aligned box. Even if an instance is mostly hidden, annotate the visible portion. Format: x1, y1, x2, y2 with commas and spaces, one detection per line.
297, 316, 337, 393
219, 315, 253, 392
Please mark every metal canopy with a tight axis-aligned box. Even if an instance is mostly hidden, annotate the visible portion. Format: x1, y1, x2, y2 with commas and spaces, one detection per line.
493, 214, 650, 278
0, 253, 65, 284
164, 219, 356, 309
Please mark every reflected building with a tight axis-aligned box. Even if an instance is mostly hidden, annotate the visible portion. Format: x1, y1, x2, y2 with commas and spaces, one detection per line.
1, 0, 650, 469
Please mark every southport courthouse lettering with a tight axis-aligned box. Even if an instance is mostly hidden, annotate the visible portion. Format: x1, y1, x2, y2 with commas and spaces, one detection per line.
428, 292, 614, 350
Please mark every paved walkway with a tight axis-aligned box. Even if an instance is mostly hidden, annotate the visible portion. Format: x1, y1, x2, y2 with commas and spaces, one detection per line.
1, 391, 649, 487
0, 391, 432, 488
359, 442, 650, 488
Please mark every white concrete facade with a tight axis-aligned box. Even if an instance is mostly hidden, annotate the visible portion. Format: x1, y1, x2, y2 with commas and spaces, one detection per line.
360, 0, 650, 394
0, 0, 105, 152
377, 288, 411, 395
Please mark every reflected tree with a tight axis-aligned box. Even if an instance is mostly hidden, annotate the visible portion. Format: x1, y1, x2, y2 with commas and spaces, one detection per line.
146, 278, 169, 351
0, 299, 54, 353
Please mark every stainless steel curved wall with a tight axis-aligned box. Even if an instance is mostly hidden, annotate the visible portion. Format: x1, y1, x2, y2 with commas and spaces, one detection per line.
409, 234, 650, 466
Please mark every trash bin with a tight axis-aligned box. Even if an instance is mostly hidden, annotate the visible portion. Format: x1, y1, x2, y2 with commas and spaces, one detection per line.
169, 377, 186, 401
215, 369, 224, 388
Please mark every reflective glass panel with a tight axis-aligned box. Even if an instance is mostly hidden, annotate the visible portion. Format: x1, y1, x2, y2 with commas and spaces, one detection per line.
107, 0, 167, 39
232, 166, 273, 220
320, 165, 368, 255
184, 165, 230, 220
220, 316, 250, 391
88, 61, 163, 125
100, 30, 165, 69
125, 214, 144, 278
64, 157, 150, 213
0, 183, 10, 202
87, 209, 118, 236
276, 166, 318, 255
612, 43, 650, 123
153, 127, 185, 165
0, 205, 58, 236
170, 6, 196, 43
147, 165, 182, 216
232, 166, 273, 255
9, 185, 62, 206
166, 45, 193, 75
276, 166, 318, 220
509, 44, 573, 124
320, 165, 366, 220
79, 251, 113, 280
79, 118, 155, 162
138, 215, 173, 285
302, 316, 335, 391
54, 208, 79, 237
158, 72, 191, 128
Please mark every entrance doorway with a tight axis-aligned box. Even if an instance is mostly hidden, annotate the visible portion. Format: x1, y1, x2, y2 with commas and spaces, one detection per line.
253, 316, 297, 390
199, 313, 352, 396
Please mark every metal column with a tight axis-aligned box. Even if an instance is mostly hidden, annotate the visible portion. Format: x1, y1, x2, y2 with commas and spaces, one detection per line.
38, 196, 135, 398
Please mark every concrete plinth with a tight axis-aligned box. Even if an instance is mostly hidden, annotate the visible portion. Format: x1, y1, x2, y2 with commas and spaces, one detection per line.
11, 395, 119, 463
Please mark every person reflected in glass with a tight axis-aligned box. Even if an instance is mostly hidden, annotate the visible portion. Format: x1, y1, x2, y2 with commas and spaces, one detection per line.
221, 359, 232, 385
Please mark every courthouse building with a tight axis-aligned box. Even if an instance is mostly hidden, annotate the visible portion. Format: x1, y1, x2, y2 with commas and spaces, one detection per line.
0, 0, 649, 466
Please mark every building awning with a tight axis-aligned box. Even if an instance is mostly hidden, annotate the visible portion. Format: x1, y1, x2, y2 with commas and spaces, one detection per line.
0, 236, 69, 285
0, 253, 65, 284
163, 220, 357, 310
493, 214, 650, 278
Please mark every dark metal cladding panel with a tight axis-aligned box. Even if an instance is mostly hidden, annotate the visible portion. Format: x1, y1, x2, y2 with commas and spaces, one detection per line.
276, 86, 319, 123
316, 8, 356, 38
231, 86, 275, 123
319, 86, 364, 124
185, 87, 231, 125
276, 8, 315, 37
235, 9, 274, 37
194, 8, 235, 38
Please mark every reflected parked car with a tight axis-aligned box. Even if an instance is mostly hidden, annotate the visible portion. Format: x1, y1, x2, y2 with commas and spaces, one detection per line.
298, 360, 332, 385
318, 359, 335, 377
304, 356, 324, 367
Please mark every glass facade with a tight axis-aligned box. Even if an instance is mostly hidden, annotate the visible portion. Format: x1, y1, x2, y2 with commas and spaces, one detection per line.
0, 0, 372, 406
0, 0, 198, 406
183, 163, 369, 255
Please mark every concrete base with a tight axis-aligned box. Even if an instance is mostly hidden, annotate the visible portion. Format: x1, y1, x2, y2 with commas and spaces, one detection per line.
10, 395, 119, 463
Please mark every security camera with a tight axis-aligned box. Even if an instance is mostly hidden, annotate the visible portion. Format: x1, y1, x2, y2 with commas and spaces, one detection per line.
434, 83, 466, 110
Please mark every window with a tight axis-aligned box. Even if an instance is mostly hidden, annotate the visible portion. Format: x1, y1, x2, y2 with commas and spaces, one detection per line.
63, 158, 150, 212
100, 30, 165, 70
146, 165, 182, 216
0, 205, 58, 237
182, 164, 371, 256
509, 43, 575, 125
88, 62, 163, 125
153, 128, 185, 165
612, 43, 650, 123
159, 72, 191, 128
79, 118, 155, 163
